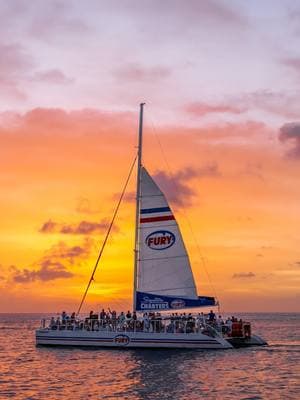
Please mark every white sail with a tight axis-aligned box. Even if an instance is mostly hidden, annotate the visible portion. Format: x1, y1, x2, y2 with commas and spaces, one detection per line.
137, 167, 198, 299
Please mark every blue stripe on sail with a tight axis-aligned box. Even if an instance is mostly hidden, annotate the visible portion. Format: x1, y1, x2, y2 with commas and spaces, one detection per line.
140, 207, 171, 214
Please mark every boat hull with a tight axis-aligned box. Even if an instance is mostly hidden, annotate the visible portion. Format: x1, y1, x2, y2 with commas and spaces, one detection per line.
227, 334, 268, 348
36, 329, 233, 349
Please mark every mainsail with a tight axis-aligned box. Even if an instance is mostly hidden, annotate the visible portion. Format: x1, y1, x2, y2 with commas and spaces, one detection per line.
135, 167, 215, 311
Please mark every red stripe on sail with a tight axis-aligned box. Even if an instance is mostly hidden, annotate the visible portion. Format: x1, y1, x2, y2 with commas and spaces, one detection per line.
140, 215, 175, 223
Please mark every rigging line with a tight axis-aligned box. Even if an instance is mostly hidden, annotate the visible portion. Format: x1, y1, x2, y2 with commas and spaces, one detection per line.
148, 116, 219, 302
76, 153, 138, 315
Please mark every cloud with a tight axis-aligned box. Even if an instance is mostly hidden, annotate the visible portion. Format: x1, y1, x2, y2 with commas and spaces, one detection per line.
0, 42, 32, 100
153, 164, 220, 207
279, 122, 300, 159
44, 239, 92, 264
240, 162, 265, 181
184, 91, 300, 121
39, 220, 57, 233
28, 1, 89, 41
112, 191, 136, 204
61, 220, 111, 235
32, 69, 74, 84
76, 197, 99, 215
186, 102, 244, 117
232, 272, 256, 279
13, 260, 73, 283
39, 219, 113, 235
114, 63, 171, 82
230, 90, 300, 119
112, 0, 246, 36
282, 58, 300, 74
0, 107, 135, 137
11, 238, 92, 283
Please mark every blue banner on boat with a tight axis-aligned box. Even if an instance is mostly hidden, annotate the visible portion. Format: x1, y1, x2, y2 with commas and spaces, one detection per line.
136, 291, 216, 311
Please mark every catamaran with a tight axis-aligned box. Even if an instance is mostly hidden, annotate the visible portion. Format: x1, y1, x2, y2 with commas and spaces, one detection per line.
36, 104, 267, 349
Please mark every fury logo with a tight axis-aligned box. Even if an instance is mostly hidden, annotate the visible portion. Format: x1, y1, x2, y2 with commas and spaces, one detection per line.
146, 230, 176, 250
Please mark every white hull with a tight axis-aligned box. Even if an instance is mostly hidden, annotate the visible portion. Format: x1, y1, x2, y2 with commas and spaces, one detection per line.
36, 329, 232, 349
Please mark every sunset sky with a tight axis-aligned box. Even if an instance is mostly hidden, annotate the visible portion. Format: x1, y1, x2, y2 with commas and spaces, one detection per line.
0, 0, 299, 313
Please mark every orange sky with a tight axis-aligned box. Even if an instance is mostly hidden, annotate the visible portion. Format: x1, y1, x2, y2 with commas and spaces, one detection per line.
1, 1, 300, 313
0, 108, 299, 312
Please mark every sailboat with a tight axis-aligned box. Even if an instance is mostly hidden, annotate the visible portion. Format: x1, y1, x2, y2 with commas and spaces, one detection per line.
36, 104, 266, 349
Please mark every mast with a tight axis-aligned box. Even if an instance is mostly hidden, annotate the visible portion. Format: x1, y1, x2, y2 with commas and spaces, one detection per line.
133, 102, 145, 312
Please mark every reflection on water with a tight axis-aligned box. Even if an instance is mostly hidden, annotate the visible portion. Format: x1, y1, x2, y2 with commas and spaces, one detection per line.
130, 349, 200, 399
0, 313, 299, 399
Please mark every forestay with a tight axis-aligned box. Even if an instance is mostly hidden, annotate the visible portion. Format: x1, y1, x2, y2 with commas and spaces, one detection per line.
135, 167, 215, 311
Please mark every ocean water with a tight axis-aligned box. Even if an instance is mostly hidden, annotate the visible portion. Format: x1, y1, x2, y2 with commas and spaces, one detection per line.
0, 313, 299, 399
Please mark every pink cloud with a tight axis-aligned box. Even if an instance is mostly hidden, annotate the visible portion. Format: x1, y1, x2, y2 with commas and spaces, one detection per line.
32, 69, 74, 84
186, 102, 244, 116
282, 58, 300, 72
0, 42, 32, 100
29, 2, 89, 41
114, 63, 171, 81
0, 43, 31, 75
279, 122, 300, 159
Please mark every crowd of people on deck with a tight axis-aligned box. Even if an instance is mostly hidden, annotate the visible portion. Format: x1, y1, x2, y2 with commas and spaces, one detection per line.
47, 309, 243, 336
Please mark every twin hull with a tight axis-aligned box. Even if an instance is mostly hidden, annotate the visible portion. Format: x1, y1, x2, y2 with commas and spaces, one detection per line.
36, 329, 233, 349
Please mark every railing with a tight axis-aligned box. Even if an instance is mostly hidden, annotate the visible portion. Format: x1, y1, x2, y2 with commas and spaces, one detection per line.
40, 317, 223, 338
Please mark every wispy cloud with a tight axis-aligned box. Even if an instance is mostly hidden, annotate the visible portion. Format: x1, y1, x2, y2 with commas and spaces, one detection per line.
61, 221, 112, 235
32, 69, 74, 85
76, 197, 100, 215
28, 1, 89, 41
39, 219, 114, 235
114, 63, 171, 82
11, 238, 92, 283
232, 272, 256, 279
186, 102, 244, 117
44, 240, 91, 263
0, 42, 32, 100
12, 261, 73, 283
153, 164, 221, 207
282, 58, 300, 75
279, 122, 300, 159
